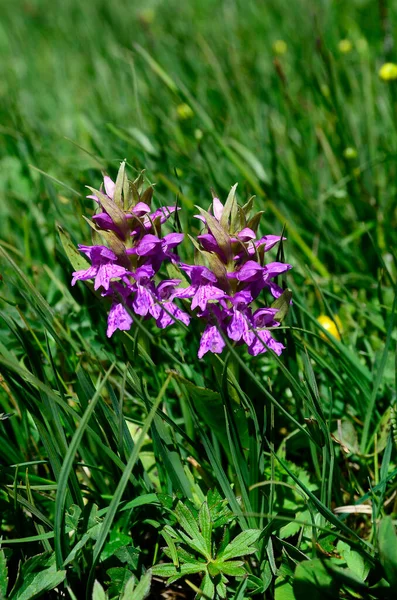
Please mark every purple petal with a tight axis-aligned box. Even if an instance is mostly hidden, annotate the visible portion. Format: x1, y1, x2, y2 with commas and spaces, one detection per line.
78, 245, 118, 263
252, 308, 279, 327
107, 302, 133, 337
173, 285, 196, 300
198, 325, 226, 359
94, 264, 128, 291
191, 285, 225, 311
132, 202, 151, 216
156, 302, 190, 328
133, 264, 155, 283
235, 260, 264, 282
248, 329, 285, 356
212, 197, 224, 221
92, 213, 123, 234
135, 234, 162, 256
133, 284, 160, 318
227, 308, 249, 342
156, 279, 181, 300
162, 232, 184, 251
71, 266, 98, 285
256, 235, 285, 251
265, 262, 293, 277
268, 281, 284, 299
197, 234, 221, 254
237, 228, 256, 241
103, 176, 115, 199
149, 206, 178, 224
179, 264, 218, 284
87, 194, 100, 204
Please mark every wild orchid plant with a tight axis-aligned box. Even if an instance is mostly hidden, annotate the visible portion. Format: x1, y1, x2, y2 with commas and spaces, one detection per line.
70, 162, 292, 357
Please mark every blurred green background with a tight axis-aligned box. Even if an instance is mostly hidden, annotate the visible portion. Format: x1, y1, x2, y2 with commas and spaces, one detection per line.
1, 0, 396, 283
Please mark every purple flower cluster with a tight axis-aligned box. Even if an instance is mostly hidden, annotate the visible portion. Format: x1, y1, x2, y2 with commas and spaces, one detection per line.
172, 191, 292, 358
71, 167, 190, 337
71, 164, 292, 358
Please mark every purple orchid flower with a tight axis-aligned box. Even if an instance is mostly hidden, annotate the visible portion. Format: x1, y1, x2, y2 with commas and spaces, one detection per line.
247, 307, 284, 356
131, 265, 160, 318
175, 264, 226, 310
230, 259, 292, 299
223, 291, 253, 345
104, 282, 134, 338
154, 280, 190, 329
71, 245, 128, 291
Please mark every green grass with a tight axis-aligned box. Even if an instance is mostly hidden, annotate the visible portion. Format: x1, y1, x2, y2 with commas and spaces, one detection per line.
1, 0, 397, 598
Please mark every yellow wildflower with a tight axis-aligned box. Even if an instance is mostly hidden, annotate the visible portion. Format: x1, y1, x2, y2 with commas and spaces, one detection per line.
272, 40, 288, 55
317, 315, 342, 341
338, 39, 353, 54
379, 63, 397, 81
176, 103, 194, 120
343, 147, 357, 160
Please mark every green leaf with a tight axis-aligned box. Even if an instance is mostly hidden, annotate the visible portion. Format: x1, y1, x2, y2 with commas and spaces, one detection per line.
201, 573, 215, 599
162, 527, 179, 568
293, 559, 338, 600
336, 541, 370, 582
215, 560, 246, 576
217, 529, 261, 560
92, 580, 107, 600
54, 364, 115, 568
58, 226, 90, 271
275, 576, 296, 600
0, 549, 8, 599
198, 502, 213, 557
9, 553, 66, 600
272, 289, 293, 323
378, 517, 397, 590
121, 570, 152, 600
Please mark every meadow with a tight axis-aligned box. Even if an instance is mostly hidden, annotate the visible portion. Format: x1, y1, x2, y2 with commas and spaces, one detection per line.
0, 0, 397, 598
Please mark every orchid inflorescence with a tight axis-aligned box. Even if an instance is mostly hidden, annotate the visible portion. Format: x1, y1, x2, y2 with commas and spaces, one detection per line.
71, 162, 292, 359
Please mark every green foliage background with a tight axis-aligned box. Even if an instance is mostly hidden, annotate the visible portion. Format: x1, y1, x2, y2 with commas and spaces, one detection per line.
0, 0, 397, 598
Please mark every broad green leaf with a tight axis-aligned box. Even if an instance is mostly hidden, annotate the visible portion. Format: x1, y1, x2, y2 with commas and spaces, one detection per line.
378, 517, 397, 590
293, 559, 337, 600
336, 541, 370, 582
201, 573, 215, 598
9, 553, 66, 600
92, 580, 107, 600
275, 576, 296, 600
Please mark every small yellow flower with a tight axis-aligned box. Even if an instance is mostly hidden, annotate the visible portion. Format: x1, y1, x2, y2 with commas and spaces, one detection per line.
379, 62, 397, 81
176, 103, 194, 120
272, 40, 288, 55
343, 147, 357, 160
338, 39, 353, 54
317, 315, 342, 341
138, 8, 155, 24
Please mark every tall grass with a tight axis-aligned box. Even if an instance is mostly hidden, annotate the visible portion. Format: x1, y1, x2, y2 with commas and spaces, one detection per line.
1, 0, 396, 598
